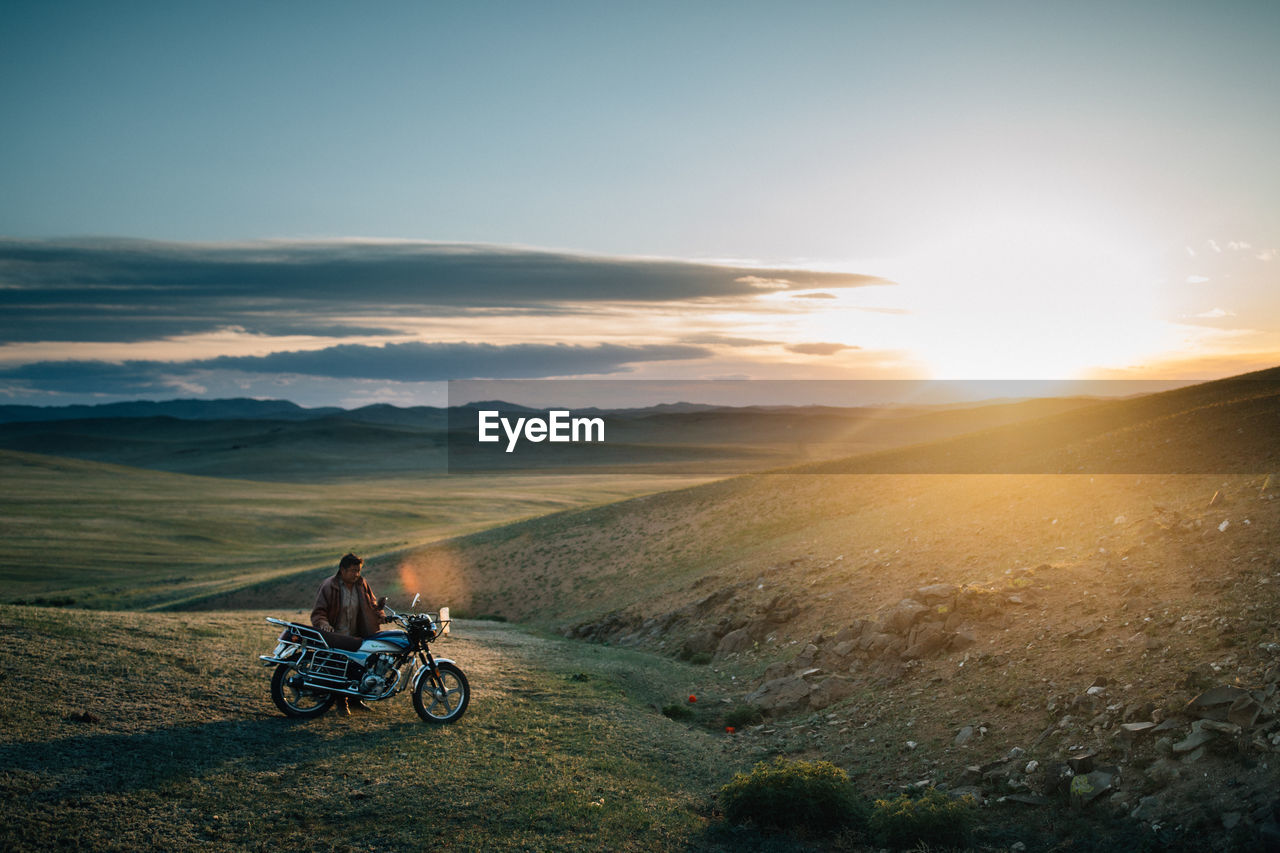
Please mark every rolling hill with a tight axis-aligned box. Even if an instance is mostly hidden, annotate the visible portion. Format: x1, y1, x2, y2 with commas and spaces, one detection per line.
198, 367, 1280, 849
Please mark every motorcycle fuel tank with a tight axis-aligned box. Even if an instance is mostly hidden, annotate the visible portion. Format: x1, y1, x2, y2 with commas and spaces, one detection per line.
360, 630, 410, 652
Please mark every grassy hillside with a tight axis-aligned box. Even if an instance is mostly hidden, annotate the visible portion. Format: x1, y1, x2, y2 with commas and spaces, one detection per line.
7, 370, 1280, 849
251, 372, 1279, 849
0, 606, 758, 852
337, 369, 1280, 627
0, 449, 708, 610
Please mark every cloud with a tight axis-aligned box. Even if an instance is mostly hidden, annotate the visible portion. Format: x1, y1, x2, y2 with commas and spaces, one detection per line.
0, 341, 714, 395
784, 342, 859, 356
0, 238, 892, 343
1194, 307, 1236, 319
789, 292, 838, 300
679, 334, 778, 348
195, 341, 711, 380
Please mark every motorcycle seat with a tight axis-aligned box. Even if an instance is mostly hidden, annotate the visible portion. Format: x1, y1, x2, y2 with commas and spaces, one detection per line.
316, 628, 362, 651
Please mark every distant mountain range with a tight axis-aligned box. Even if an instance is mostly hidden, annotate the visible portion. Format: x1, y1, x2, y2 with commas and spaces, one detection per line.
3, 367, 1277, 480
0, 398, 343, 424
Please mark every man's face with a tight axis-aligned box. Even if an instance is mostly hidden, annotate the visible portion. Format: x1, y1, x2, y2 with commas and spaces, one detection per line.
339, 562, 363, 584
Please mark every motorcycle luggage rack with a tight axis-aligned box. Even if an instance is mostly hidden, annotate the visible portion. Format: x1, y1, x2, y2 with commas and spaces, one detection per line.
304, 648, 353, 684
266, 617, 328, 647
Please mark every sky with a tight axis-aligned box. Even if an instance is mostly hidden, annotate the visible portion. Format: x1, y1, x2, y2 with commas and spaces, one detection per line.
1, 1, 1278, 407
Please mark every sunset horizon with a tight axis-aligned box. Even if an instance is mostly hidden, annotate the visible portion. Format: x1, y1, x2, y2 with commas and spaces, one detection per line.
3, 2, 1278, 406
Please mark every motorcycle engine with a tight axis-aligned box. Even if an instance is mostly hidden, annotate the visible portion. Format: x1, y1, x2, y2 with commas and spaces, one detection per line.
358, 653, 398, 697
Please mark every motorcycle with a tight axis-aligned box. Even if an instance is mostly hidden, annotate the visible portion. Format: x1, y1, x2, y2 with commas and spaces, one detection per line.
259, 594, 470, 723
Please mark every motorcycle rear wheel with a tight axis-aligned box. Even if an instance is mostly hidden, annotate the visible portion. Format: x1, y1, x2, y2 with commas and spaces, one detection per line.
413, 661, 470, 723
271, 662, 337, 718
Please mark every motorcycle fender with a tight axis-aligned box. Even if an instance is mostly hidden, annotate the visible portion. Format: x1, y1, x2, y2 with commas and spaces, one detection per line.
412, 658, 456, 690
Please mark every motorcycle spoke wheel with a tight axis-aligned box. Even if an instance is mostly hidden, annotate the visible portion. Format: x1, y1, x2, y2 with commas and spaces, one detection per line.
413, 662, 470, 724
271, 663, 336, 718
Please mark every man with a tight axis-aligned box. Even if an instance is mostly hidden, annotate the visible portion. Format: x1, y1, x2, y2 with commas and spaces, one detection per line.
311, 552, 387, 716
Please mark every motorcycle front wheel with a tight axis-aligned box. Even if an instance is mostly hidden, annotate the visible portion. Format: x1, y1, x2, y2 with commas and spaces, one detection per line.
271, 662, 336, 718
413, 661, 470, 723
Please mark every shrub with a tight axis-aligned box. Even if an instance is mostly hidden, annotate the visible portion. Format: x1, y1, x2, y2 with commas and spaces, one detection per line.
723, 704, 764, 729
661, 703, 694, 721
719, 758, 869, 835
868, 787, 976, 849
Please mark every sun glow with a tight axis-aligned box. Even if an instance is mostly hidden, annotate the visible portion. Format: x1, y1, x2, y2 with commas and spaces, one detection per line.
895, 214, 1175, 379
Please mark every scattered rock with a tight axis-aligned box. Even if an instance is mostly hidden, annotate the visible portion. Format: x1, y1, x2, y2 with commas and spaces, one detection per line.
1144, 759, 1181, 788
880, 598, 930, 634
744, 674, 812, 716
1172, 722, 1219, 753
809, 676, 855, 711
913, 583, 957, 605
1069, 770, 1115, 807
1228, 694, 1263, 729
1185, 685, 1251, 721
1131, 795, 1162, 821
715, 627, 753, 658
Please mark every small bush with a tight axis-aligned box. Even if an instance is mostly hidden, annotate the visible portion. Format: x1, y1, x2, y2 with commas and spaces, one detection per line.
869, 787, 976, 849
723, 704, 764, 728
719, 758, 869, 835
662, 703, 695, 721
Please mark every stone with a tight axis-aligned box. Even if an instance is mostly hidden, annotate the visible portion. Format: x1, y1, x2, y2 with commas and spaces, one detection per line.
954, 725, 975, 746
761, 660, 791, 681
1185, 685, 1250, 721
808, 676, 855, 711
1124, 701, 1156, 722
863, 632, 905, 656
881, 599, 930, 634
1067, 751, 1096, 774
1144, 759, 1180, 788
1121, 721, 1157, 734
715, 628, 754, 658
948, 786, 984, 803
831, 640, 858, 659
1004, 794, 1051, 806
1172, 725, 1218, 753
914, 583, 958, 605
793, 643, 820, 669
902, 622, 951, 660
1227, 694, 1263, 728
744, 674, 812, 716
1131, 795, 1162, 821
948, 627, 977, 651
681, 629, 722, 657
1069, 770, 1115, 807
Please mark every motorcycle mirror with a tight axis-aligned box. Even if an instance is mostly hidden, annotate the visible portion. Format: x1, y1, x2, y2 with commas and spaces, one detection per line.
410, 592, 421, 609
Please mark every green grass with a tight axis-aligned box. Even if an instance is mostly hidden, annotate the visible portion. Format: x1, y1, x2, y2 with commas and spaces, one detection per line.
0, 449, 709, 610
0, 605, 756, 852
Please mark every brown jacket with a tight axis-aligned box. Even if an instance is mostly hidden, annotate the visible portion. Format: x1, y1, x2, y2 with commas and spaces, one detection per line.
311, 574, 385, 638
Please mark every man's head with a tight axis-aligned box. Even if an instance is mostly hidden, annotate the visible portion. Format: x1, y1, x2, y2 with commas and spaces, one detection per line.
337, 552, 364, 584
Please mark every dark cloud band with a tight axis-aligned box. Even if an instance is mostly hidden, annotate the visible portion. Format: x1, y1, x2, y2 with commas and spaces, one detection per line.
0, 238, 891, 343
0, 341, 713, 394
